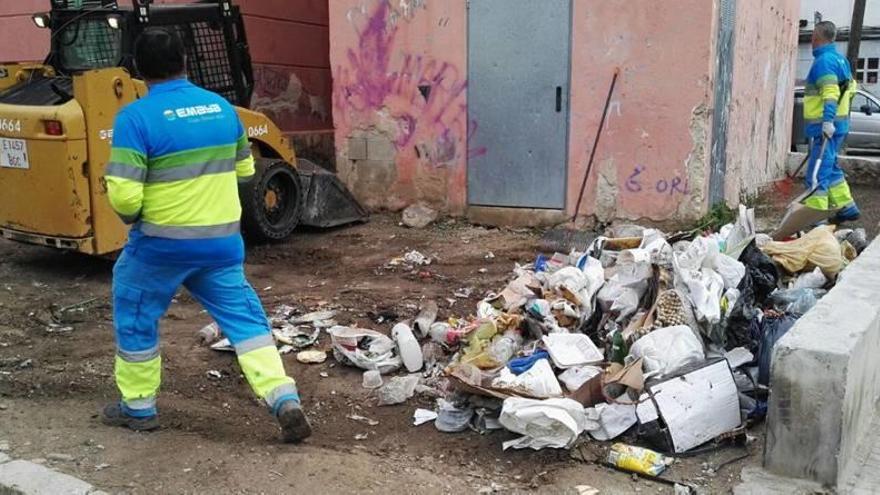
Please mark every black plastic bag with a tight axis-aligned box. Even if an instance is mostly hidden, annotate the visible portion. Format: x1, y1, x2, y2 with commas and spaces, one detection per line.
724, 242, 780, 351
724, 272, 756, 350
739, 242, 779, 303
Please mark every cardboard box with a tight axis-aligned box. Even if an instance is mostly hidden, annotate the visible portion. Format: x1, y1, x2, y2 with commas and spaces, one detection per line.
635, 358, 742, 453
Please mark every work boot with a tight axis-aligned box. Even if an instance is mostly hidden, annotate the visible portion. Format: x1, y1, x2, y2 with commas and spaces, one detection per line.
100, 402, 160, 432
831, 205, 861, 225
276, 399, 312, 443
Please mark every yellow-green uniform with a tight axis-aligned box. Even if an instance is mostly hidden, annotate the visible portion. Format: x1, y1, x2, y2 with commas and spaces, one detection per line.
104, 78, 299, 419
802, 43, 860, 219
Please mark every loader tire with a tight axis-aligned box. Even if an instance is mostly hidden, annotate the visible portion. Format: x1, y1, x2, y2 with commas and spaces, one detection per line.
239, 159, 303, 242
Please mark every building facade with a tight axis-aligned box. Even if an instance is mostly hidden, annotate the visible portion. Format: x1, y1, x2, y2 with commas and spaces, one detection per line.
1, 1, 802, 224
330, 0, 800, 223
796, 1, 880, 94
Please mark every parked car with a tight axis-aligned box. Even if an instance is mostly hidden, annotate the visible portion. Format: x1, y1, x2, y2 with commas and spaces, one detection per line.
793, 86, 880, 154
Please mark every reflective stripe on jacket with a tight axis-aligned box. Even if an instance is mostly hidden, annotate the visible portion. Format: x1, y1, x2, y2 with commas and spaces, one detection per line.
104, 79, 255, 239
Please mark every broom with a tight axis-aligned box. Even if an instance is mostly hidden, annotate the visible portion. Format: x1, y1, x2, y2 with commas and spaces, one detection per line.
773, 139, 811, 199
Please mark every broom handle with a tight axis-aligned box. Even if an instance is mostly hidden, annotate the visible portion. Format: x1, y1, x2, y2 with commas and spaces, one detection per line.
572, 69, 619, 223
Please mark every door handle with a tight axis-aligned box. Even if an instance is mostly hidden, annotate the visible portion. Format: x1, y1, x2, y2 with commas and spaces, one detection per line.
556, 86, 562, 112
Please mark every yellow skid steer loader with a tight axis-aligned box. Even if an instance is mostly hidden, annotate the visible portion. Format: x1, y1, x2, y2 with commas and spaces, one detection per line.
0, 0, 366, 255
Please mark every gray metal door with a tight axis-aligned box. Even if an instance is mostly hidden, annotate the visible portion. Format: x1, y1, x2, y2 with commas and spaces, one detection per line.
467, 0, 571, 209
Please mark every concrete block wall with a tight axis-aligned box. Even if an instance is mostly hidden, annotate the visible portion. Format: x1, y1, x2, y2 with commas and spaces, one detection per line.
765, 238, 880, 489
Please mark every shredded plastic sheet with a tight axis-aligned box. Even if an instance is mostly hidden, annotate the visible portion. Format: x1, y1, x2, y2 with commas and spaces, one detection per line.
585, 402, 638, 441
328, 326, 402, 374
500, 397, 588, 450
628, 325, 705, 379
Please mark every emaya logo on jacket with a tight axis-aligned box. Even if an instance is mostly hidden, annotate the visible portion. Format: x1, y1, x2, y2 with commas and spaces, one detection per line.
163, 103, 223, 121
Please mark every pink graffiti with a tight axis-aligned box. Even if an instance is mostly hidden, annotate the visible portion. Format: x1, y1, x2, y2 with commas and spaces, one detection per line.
335, 1, 481, 167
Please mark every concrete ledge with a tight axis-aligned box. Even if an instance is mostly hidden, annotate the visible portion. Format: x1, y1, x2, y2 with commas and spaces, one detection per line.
765, 237, 880, 489
467, 206, 568, 228
0, 460, 93, 495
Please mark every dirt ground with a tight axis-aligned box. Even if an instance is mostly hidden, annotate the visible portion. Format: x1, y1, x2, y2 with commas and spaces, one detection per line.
2, 188, 878, 494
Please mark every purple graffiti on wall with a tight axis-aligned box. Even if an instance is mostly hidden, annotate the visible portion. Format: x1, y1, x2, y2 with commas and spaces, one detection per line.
335, 1, 485, 167
625, 165, 689, 196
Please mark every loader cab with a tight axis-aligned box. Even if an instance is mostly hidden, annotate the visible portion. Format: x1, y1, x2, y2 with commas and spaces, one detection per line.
0, 0, 367, 255
35, 0, 254, 107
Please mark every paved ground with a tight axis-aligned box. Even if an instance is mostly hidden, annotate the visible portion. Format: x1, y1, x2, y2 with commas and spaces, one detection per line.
1, 183, 879, 494
843, 409, 880, 494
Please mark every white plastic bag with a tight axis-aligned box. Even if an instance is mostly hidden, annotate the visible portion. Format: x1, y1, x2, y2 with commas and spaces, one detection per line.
725, 205, 756, 260
578, 256, 606, 317
640, 229, 673, 267
792, 267, 828, 290
676, 236, 713, 271
376, 374, 420, 405
328, 326, 402, 374
709, 252, 745, 290
676, 267, 724, 324
492, 359, 563, 399
548, 266, 589, 294
627, 325, 705, 379
585, 402, 638, 441
499, 397, 588, 450
597, 249, 652, 321
558, 365, 603, 392
549, 261, 604, 316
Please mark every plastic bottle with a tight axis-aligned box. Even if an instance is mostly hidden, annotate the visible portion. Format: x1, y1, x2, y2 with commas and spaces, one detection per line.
392, 322, 423, 372
487, 330, 523, 366
611, 330, 628, 365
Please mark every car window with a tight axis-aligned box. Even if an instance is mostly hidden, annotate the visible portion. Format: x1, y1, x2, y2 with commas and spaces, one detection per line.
852, 94, 869, 112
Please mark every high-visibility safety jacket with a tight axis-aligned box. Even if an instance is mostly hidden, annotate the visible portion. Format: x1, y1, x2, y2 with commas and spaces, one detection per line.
105, 79, 255, 266
804, 43, 858, 137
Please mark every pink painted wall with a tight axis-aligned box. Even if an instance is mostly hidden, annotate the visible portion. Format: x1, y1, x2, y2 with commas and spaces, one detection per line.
240, 0, 333, 134
724, 0, 799, 201
567, 0, 716, 222
330, 0, 468, 211
329, 0, 718, 218
0, 1, 49, 63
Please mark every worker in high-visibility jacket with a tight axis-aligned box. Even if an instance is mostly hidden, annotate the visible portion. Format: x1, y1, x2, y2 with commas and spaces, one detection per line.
101, 28, 311, 443
803, 20, 860, 222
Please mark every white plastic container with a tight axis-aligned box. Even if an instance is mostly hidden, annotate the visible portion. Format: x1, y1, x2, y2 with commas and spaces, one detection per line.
392, 322, 424, 372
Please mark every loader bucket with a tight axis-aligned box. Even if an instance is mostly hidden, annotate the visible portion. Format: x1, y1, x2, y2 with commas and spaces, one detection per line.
297, 158, 369, 228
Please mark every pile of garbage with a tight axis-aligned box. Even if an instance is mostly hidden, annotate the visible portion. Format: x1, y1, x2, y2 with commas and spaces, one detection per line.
324, 206, 867, 464
199, 206, 867, 477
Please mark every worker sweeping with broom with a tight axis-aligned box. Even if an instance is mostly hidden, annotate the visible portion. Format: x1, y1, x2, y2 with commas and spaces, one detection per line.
802, 21, 860, 224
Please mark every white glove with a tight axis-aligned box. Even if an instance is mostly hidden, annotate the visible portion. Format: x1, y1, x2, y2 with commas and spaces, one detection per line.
822, 121, 836, 139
